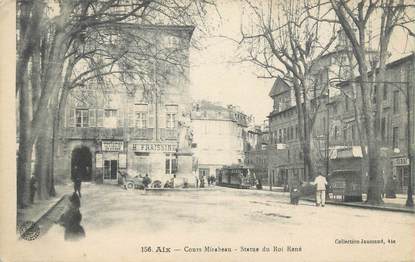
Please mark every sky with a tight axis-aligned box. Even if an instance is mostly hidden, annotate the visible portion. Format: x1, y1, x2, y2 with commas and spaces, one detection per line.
189, 0, 274, 125
188, 0, 415, 125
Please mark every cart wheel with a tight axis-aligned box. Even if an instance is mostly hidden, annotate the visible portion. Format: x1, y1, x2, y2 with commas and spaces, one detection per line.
126, 182, 134, 190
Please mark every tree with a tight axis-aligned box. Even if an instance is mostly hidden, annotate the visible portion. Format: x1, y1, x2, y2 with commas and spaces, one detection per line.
238, 0, 337, 181
330, 0, 414, 204
16, 0, 214, 207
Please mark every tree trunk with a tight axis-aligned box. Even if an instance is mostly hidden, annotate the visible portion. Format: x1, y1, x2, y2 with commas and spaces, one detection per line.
34, 121, 53, 200
17, 69, 32, 208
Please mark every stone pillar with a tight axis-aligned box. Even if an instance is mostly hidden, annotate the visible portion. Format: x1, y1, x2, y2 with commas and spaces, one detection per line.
175, 150, 197, 188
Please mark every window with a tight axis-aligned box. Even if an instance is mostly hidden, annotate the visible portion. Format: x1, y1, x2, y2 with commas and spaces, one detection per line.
135, 112, 147, 128
89, 109, 96, 127
332, 103, 338, 114
334, 126, 338, 140
97, 109, 104, 127
393, 90, 399, 113
392, 127, 399, 149
283, 128, 287, 142
104, 109, 118, 128
166, 113, 176, 129
343, 127, 347, 142
373, 85, 378, 104
165, 153, 177, 174
290, 126, 294, 140
381, 117, 386, 142
76, 109, 89, 127
351, 123, 356, 141
295, 125, 299, 139
383, 85, 388, 100
133, 104, 148, 128
345, 96, 350, 111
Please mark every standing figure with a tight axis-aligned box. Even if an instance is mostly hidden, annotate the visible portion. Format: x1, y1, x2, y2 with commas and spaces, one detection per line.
118, 170, 127, 190
73, 165, 82, 198
29, 175, 37, 204
143, 174, 152, 188
312, 173, 328, 207
58, 193, 85, 241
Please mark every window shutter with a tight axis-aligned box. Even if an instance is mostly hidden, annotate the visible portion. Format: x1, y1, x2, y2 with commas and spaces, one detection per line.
117, 110, 123, 128
89, 109, 96, 127
97, 109, 104, 127
69, 108, 75, 127
128, 107, 135, 128
159, 107, 166, 129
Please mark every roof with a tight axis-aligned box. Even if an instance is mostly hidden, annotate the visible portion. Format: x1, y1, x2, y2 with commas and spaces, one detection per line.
336, 53, 414, 87
268, 77, 292, 97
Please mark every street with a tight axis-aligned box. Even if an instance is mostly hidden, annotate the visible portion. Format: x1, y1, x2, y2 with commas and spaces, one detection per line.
15, 184, 415, 262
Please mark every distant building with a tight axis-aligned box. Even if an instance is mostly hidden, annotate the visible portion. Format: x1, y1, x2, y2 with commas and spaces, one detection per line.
191, 100, 250, 180
244, 120, 270, 185
54, 24, 194, 184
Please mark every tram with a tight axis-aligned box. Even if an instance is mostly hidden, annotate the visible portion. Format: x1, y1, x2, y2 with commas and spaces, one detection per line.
216, 165, 253, 189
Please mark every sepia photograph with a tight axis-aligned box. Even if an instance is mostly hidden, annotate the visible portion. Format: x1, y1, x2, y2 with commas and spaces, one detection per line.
0, 0, 414, 261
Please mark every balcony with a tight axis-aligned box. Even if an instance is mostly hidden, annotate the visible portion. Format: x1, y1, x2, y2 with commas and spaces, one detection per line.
64, 127, 124, 140
128, 128, 154, 140
160, 128, 178, 140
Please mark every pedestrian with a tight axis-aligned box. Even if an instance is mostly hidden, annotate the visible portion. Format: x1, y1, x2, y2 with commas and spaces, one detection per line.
312, 173, 328, 207
380, 174, 385, 198
58, 193, 85, 241
118, 170, 127, 190
256, 178, 263, 190
143, 174, 151, 188
290, 181, 300, 205
29, 174, 37, 204
385, 175, 397, 198
73, 166, 82, 198
194, 173, 199, 188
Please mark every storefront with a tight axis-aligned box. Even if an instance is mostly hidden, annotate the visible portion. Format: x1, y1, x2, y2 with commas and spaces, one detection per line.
95, 140, 126, 184
328, 146, 364, 201
391, 157, 410, 193
128, 142, 178, 182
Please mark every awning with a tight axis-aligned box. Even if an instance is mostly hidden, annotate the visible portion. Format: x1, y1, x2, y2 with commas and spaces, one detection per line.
329, 146, 363, 159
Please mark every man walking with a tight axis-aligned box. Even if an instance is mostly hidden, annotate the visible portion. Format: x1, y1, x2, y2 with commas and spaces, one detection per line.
312, 173, 328, 207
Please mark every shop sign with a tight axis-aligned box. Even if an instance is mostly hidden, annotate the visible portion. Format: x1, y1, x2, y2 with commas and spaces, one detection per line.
96, 153, 103, 168
392, 157, 409, 166
131, 143, 177, 153
119, 153, 127, 168
102, 141, 124, 152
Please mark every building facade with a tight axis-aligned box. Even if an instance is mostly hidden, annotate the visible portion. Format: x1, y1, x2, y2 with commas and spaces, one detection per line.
335, 54, 415, 194
267, 53, 415, 194
54, 24, 194, 185
191, 101, 250, 180
244, 121, 270, 185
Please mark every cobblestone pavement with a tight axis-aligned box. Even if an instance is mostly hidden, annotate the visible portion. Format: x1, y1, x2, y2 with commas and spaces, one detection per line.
12, 185, 415, 262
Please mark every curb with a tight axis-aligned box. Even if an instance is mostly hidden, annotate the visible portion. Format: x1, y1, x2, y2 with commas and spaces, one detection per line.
301, 198, 415, 214
18, 194, 69, 240
34, 194, 69, 225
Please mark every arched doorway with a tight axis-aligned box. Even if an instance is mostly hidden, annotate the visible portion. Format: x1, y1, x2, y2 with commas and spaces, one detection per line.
71, 147, 92, 181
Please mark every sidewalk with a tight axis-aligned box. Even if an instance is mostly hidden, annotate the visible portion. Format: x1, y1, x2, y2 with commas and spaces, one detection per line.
17, 183, 73, 226
260, 186, 414, 213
